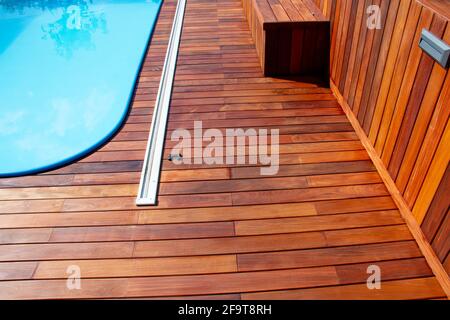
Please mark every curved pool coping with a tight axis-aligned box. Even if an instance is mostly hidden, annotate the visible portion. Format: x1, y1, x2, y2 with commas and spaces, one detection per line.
0, 2, 163, 178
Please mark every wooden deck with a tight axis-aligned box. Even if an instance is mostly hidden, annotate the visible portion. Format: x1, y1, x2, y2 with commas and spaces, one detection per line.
0, 0, 447, 299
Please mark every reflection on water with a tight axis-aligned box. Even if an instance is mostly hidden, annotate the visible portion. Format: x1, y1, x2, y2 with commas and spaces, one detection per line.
0, 0, 163, 176
41, 3, 107, 58
1, 0, 107, 58
1, 0, 93, 12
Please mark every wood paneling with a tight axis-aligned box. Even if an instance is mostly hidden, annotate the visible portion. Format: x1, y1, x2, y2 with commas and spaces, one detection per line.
0, 0, 446, 299
422, 164, 450, 262
241, 0, 330, 78
318, 0, 450, 273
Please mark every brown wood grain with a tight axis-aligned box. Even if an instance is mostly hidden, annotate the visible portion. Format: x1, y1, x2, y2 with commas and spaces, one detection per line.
324, 0, 450, 279
0, 0, 446, 299
243, 278, 445, 300
241, 0, 330, 77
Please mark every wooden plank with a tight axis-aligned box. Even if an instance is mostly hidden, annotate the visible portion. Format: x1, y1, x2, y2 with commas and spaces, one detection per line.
0, 229, 52, 245
342, 0, 366, 98
431, 210, 449, 261
243, 278, 445, 300
232, 184, 389, 206
139, 202, 317, 224
381, 10, 443, 166
0, 0, 445, 300
0, 266, 339, 299
357, 0, 392, 123
336, 0, 357, 91
346, 0, 372, 108
235, 210, 403, 236
0, 262, 37, 280
444, 254, 450, 275
421, 165, 450, 245
367, 0, 415, 143
327, 0, 450, 297
375, 3, 429, 155
323, 224, 413, 246
0, 184, 138, 201
335, 258, 433, 284
314, 196, 397, 214
331, 80, 450, 297
412, 121, 450, 223
404, 72, 450, 206
45, 222, 235, 243
362, 0, 403, 132
395, 26, 449, 192
231, 160, 376, 179
237, 241, 422, 271
306, 172, 381, 187
134, 232, 328, 257
417, 0, 450, 20
160, 176, 309, 195
0, 242, 134, 262
34, 255, 237, 279
0, 211, 138, 229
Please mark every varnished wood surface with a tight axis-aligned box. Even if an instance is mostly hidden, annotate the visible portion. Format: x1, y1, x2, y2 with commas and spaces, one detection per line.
241, 0, 330, 77
315, 0, 449, 275
332, 80, 450, 297
0, 0, 446, 299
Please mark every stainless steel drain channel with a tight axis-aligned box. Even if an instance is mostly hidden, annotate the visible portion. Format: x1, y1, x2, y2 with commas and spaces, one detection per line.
136, 0, 187, 206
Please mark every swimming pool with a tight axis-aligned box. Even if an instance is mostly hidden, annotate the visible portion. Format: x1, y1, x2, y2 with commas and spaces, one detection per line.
0, 0, 162, 177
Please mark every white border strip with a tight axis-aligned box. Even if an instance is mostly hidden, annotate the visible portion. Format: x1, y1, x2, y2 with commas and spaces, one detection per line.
136, 0, 187, 206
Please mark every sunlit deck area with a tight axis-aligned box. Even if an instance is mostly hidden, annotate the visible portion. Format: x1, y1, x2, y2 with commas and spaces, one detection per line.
0, 0, 448, 299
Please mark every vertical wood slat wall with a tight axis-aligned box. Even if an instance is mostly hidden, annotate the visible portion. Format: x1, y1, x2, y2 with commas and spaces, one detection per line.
313, 0, 449, 272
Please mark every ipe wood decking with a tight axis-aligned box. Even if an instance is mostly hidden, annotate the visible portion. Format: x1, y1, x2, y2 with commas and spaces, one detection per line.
0, 0, 446, 299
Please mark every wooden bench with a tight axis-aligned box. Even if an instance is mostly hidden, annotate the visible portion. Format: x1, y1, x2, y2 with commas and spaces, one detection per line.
242, 0, 330, 80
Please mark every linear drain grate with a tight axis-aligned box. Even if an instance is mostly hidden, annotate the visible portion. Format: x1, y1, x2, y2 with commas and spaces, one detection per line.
136, 0, 187, 206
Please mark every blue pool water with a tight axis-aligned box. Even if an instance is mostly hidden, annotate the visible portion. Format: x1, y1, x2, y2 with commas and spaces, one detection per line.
0, 0, 162, 177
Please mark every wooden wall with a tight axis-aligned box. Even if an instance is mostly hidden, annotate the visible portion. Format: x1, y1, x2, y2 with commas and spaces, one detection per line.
314, 0, 449, 272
